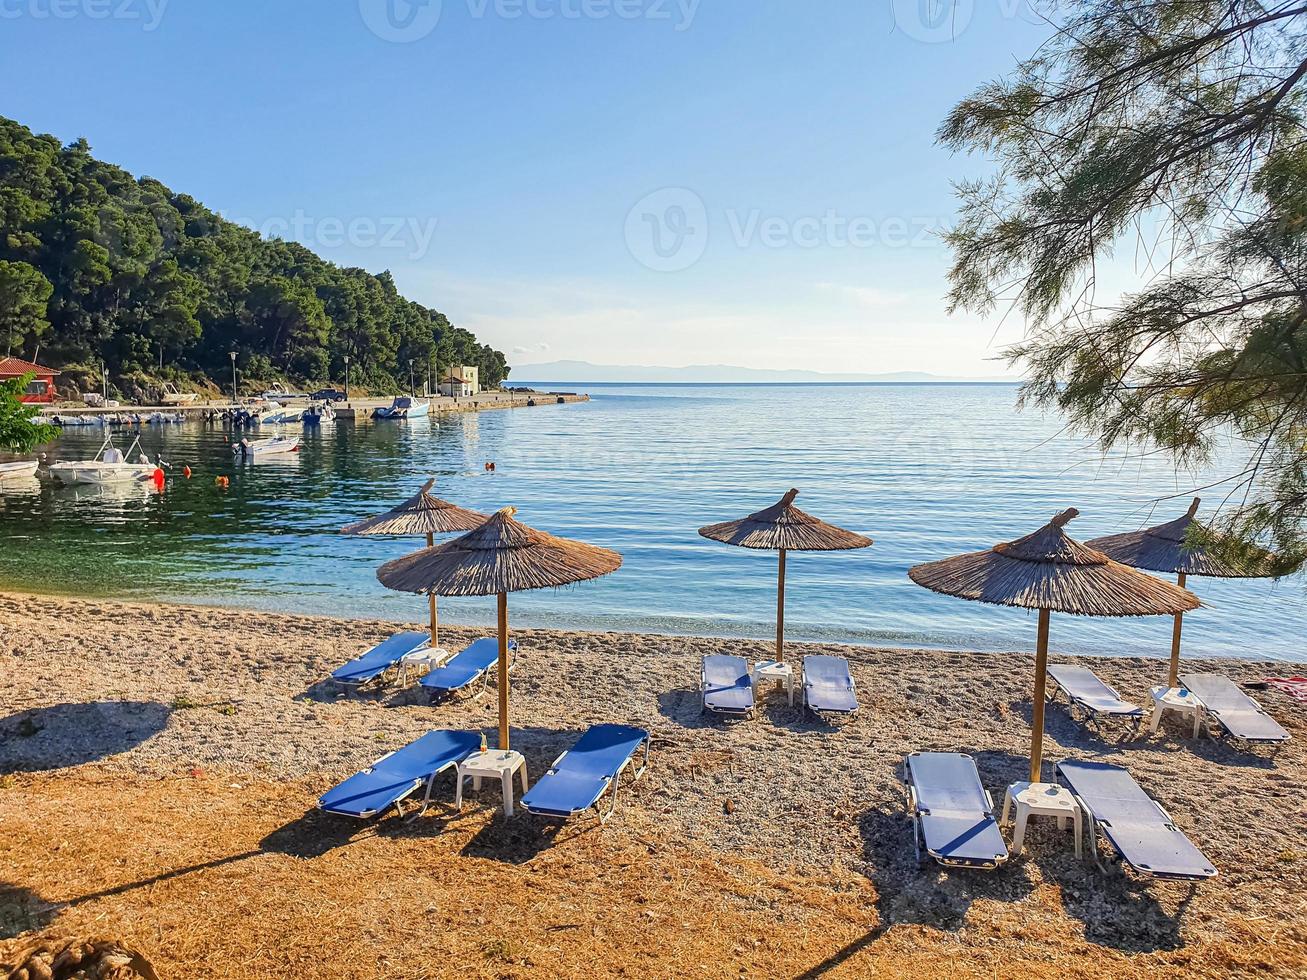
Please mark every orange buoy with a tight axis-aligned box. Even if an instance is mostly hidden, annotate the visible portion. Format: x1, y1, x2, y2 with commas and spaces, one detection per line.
183, 465, 192, 479
152, 468, 165, 490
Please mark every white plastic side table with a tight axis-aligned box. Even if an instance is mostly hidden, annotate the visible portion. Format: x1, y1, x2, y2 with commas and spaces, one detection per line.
1001, 781, 1083, 858
455, 750, 530, 817
398, 647, 450, 687
754, 660, 795, 706
1148, 685, 1204, 738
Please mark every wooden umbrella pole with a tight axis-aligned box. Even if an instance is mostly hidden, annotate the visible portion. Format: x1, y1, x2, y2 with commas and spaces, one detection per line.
776, 548, 787, 663
497, 591, 510, 751
426, 532, 438, 648
1168, 571, 1186, 687
1029, 608, 1051, 784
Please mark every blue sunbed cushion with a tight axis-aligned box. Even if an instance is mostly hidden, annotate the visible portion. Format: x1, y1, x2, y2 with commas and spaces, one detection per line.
906, 752, 1007, 867
521, 724, 648, 817
1058, 760, 1217, 879
331, 631, 429, 684
703, 655, 753, 714
420, 638, 512, 692
318, 729, 483, 818
1047, 664, 1142, 716
804, 655, 858, 713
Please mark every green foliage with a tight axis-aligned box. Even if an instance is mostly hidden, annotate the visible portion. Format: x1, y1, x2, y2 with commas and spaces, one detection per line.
0, 373, 54, 453
0, 115, 510, 393
943, 0, 1307, 568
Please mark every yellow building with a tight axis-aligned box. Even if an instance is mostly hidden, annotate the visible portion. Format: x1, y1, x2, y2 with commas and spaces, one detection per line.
438, 365, 478, 397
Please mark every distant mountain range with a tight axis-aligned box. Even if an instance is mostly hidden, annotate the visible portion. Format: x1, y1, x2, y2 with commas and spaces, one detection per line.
511, 360, 1018, 384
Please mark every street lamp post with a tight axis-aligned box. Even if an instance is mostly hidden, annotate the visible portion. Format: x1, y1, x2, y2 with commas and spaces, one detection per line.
229, 351, 238, 405
408, 358, 415, 397
343, 355, 351, 403
102, 362, 108, 401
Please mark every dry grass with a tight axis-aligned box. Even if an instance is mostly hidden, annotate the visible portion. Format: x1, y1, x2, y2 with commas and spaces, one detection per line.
1, 771, 1303, 980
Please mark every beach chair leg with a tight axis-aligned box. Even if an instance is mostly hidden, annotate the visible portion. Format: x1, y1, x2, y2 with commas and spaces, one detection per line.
1000, 786, 1013, 826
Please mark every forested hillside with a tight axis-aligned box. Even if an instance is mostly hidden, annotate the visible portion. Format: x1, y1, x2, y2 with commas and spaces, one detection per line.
0, 115, 508, 396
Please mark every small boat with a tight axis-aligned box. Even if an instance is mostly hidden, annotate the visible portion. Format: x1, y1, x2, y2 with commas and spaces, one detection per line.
52, 415, 99, 427
265, 407, 305, 425
232, 435, 300, 458
0, 460, 39, 482
147, 411, 185, 424
49, 437, 160, 486
374, 397, 431, 420
302, 402, 336, 427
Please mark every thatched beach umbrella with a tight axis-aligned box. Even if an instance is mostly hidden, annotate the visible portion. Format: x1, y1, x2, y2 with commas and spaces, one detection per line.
342, 478, 487, 649
698, 489, 873, 663
908, 509, 1199, 783
1087, 497, 1276, 687
377, 507, 622, 750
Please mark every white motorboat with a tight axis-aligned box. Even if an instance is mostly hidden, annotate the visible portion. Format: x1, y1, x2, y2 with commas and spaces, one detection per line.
147, 411, 185, 424
374, 396, 431, 420
48, 437, 160, 485
302, 402, 335, 427
232, 435, 300, 458
0, 460, 39, 482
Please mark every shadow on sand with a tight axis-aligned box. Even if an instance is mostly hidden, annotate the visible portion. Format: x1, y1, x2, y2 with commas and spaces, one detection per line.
0, 883, 56, 940
0, 701, 172, 772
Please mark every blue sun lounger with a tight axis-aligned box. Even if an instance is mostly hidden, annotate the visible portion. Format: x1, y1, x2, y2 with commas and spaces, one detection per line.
1047, 664, 1143, 727
318, 729, 485, 819
420, 638, 516, 702
1057, 759, 1218, 880
330, 631, 429, 690
701, 655, 754, 718
521, 724, 651, 823
901, 752, 1008, 870
803, 655, 858, 715
1179, 673, 1290, 746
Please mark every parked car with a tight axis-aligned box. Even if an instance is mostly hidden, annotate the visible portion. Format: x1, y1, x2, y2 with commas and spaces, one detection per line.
311, 388, 347, 403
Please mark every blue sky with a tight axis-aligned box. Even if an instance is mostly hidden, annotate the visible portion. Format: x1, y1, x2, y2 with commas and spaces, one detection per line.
1, 1, 1064, 376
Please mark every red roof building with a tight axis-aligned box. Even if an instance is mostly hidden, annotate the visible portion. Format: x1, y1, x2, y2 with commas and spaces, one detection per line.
0, 357, 61, 403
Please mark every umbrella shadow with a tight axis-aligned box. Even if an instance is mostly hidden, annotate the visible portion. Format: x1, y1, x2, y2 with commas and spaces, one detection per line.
655, 687, 728, 730
855, 805, 1037, 937
1007, 699, 1135, 759
1052, 862, 1194, 952
0, 882, 56, 940
0, 702, 172, 772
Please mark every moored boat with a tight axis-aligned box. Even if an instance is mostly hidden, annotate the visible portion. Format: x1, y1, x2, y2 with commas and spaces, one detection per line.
0, 460, 39, 481
232, 435, 300, 458
302, 402, 336, 427
374, 397, 431, 420
48, 437, 160, 486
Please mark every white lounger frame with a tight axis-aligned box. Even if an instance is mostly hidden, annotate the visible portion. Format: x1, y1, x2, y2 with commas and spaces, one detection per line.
898, 758, 1003, 871
528, 735, 651, 824
1061, 785, 1212, 881
319, 735, 485, 821
1044, 674, 1143, 734
425, 644, 519, 703
700, 659, 755, 719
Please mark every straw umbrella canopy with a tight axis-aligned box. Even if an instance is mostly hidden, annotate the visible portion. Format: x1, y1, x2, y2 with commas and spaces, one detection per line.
341, 478, 487, 649
908, 508, 1199, 784
1086, 497, 1277, 687
377, 507, 622, 750
698, 489, 873, 663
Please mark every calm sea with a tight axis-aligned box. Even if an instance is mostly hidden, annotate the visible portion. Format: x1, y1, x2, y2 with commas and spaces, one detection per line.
1, 383, 1302, 662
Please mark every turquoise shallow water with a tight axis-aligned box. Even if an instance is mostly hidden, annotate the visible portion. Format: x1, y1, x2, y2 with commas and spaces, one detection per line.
1, 383, 1303, 662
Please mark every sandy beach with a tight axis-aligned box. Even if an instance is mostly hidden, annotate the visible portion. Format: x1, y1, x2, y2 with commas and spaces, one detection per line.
1, 589, 1305, 978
